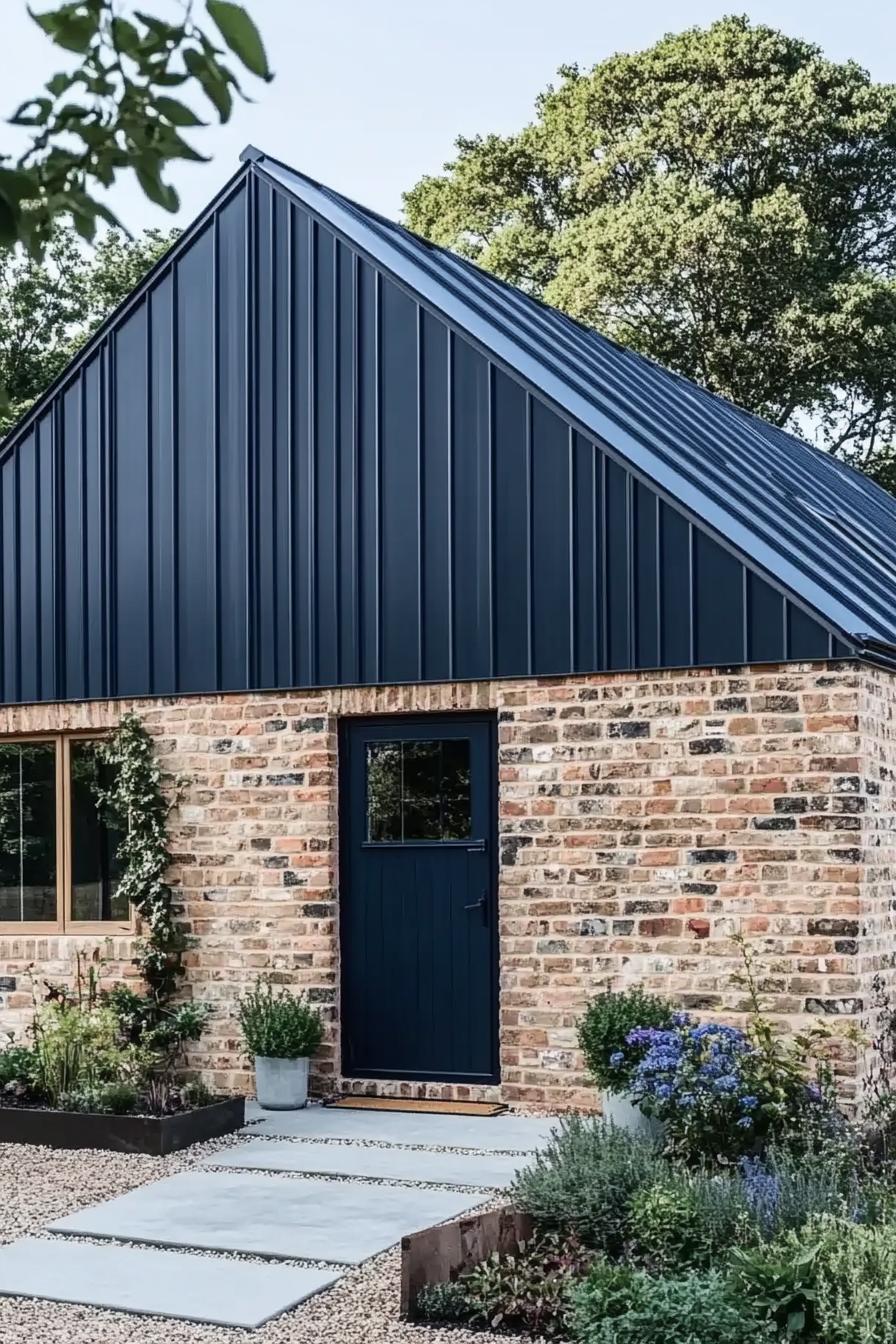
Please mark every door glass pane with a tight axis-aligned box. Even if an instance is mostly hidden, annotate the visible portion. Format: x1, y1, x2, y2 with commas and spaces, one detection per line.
0, 742, 57, 922
70, 740, 127, 922
366, 738, 472, 842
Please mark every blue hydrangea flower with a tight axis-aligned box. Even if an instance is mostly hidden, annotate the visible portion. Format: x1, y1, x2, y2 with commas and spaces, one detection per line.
714, 1075, 739, 1093
609, 1051, 625, 1067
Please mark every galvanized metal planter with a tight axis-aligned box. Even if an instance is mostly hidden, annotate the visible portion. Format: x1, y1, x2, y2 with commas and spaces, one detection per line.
599, 1089, 665, 1140
0, 1097, 245, 1155
254, 1056, 309, 1110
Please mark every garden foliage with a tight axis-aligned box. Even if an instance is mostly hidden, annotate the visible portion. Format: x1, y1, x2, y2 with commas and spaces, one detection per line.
237, 977, 324, 1060
422, 980, 896, 1341
0, 714, 214, 1116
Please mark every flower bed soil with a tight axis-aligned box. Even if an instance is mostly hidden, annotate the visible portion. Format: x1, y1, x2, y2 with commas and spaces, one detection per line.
0, 1096, 245, 1154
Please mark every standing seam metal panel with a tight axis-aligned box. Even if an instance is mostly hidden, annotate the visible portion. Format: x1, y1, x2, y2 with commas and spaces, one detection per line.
0, 166, 843, 707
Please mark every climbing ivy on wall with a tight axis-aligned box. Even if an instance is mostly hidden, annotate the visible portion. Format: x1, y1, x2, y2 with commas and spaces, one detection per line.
97, 712, 189, 1007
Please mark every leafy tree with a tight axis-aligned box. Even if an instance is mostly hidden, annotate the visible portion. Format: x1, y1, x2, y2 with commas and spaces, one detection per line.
0, 224, 177, 435
1, 1, 271, 254
404, 16, 896, 486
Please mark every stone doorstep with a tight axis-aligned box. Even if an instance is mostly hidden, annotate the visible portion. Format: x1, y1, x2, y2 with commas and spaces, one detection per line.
206, 1139, 527, 1188
47, 1169, 487, 1266
243, 1099, 559, 1151
0, 1237, 341, 1329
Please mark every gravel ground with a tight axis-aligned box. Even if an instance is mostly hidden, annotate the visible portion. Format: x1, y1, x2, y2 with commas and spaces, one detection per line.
0, 1131, 533, 1344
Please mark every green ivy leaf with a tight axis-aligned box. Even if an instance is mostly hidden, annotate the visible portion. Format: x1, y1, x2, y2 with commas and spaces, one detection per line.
206, 1, 272, 80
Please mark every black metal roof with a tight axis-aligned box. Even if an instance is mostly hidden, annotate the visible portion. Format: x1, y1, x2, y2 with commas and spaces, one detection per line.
0, 147, 890, 706
254, 147, 896, 661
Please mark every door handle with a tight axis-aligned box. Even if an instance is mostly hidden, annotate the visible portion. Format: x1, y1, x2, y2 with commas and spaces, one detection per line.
464, 891, 489, 925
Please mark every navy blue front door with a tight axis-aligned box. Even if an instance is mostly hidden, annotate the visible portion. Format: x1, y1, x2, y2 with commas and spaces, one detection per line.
340, 716, 498, 1083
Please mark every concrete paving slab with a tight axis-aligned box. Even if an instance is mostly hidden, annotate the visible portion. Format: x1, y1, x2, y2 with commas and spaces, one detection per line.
48, 1170, 486, 1265
244, 1101, 559, 1151
0, 1237, 340, 1328
207, 1139, 526, 1188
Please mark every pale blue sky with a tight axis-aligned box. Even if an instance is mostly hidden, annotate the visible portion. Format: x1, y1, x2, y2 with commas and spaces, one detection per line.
5, 0, 896, 232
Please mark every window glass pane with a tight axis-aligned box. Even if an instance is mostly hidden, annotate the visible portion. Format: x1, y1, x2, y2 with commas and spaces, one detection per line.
0, 742, 57, 922
70, 740, 127, 922
366, 739, 472, 842
367, 742, 402, 842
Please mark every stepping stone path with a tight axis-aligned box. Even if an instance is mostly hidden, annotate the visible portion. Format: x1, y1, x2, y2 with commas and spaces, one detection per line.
48, 1168, 487, 1263
0, 1236, 339, 1328
0, 1103, 560, 1329
207, 1138, 525, 1187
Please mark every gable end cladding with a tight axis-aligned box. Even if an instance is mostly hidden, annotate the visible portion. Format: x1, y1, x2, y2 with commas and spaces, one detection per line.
0, 148, 889, 706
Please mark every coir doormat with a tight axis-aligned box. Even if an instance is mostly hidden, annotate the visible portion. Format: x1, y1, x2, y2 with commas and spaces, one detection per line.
325, 1097, 507, 1117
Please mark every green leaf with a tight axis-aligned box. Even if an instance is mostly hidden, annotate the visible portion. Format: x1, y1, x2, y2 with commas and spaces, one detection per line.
70, 207, 96, 243
206, 1, 272, 80
9, 97, 53, 127
134, 11, 184, 42
28, 5, 99, 54
184, 48, 233, 122
0, 194, 19, 249
110, 16, 142, 56
46, 71, 75, 97
0, 168, 35, 207
154, 95, 204, 128
135, 160, 179, 212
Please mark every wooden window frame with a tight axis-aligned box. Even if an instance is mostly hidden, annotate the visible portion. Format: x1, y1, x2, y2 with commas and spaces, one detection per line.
0, 731, 134, 936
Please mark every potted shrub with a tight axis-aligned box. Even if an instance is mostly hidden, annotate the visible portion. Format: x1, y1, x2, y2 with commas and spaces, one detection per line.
238, 977, 324, 1110
577, 988, 675, 1135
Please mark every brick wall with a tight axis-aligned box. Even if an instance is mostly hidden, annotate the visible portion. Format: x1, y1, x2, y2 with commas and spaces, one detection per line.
857, 666, 896, 1100
0, 660, 885, 1109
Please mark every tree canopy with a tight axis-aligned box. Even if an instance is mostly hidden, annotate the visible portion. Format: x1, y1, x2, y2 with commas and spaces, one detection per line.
404, 16, 896, 487
0, 224, 177, 435
1, 1, 270, 254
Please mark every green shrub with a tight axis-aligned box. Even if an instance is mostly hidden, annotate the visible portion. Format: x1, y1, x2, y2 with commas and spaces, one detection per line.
628, 1169, 752, 1270
238, 977, 324, 1060
578, 989, 675, 1091
98, 1081, 139, 1114
414, 1280, 470, 1322
812, 1216, 896, 1344
0, 1042, 35, 1090
457, 1233, 595, 1338
58, 1084, 134, 1114
567, 1259, 641, 1325
31, 1003, 126, 1107
570, 1267, 774, 1344
728, 1235, 820, 1338
181, 1078, 213, 1108
512, 1115, 663, 1252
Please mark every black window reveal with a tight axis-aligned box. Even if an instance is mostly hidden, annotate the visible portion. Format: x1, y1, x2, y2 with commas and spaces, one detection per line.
366, 739, 472, 842
70, 740, 126, 923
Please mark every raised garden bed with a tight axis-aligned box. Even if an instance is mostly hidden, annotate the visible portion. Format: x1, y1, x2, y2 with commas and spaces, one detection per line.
401, 1206, 534, 1320
0, 1096, 245, 1155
